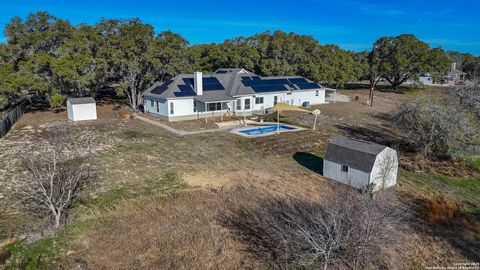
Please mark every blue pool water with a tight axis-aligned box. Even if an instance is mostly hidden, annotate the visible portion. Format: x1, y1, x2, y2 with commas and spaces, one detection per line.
238, 125, 297, 136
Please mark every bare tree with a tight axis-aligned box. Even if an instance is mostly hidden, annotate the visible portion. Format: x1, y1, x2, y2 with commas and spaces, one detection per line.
374, 152, 398, 190
452, 82, 480, 120
16, 141, 94, 230
393, 97, 479, 158
223, 186, 404, 269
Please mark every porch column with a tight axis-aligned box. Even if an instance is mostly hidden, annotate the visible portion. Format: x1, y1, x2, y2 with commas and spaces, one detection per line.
205, 102, 208, 123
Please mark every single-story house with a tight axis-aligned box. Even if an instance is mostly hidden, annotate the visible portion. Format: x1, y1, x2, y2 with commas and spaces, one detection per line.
447, 62, 466, 82
143, 68, 327, 122
67, 97, 97, 121
323, 136, 398, 191
405, 73, 433, 86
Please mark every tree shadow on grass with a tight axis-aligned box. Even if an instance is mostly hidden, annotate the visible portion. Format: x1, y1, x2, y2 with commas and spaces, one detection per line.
334, 123, 417, 154
293, 152, 324, 175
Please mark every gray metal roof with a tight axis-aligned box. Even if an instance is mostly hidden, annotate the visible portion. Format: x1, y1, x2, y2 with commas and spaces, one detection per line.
448, 69, 467, 76
324, 136, 387, 172
143, 69, 323, 101
68, 97, 96, 104
194, 90, 236, 103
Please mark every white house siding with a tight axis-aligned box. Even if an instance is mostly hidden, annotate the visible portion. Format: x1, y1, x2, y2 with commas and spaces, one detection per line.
145, 89, 326, 120
167, 98, 196, 118
289, 89, 325, 106
419, 76, 433, 85
323, 159, 370, 189
235, 89, 326, 113
68, 103, 97, 121
369, 148, 398, 190
145, 98, 168, 117
67, 101, 74, 120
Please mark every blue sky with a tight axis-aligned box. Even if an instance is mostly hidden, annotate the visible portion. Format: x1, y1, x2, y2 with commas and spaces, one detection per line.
1, 0, 479, 55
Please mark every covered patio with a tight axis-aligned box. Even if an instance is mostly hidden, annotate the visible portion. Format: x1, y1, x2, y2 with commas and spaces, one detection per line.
194, 91, 236, 123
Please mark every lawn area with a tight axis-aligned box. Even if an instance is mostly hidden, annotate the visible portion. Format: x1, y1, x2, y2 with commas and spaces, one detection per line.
1, 88, 479, 268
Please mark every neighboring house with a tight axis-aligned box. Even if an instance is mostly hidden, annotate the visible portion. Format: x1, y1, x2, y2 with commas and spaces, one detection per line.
418, 73, 433, 85
67, 97, 97, 121
447, 62, 467, 82
405, 73, 433, 86
323, 136, 398, 191
143, 68, 327, 121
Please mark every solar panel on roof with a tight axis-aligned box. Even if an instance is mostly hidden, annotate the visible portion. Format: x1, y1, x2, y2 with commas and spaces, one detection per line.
288, 78, 309, 84
252, 84, 288, 93
242, 78, 290, 87
296, 82, 320, 90
203, 77, 221, 84
203, 83, 225, 91
174, 83, 195, 97
151, 79, 173, 95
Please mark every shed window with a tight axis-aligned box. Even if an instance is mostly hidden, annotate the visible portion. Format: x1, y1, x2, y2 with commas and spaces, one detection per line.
341, 165, 349, 173
170, 102, 174, 114
255, 97, 264, 104
193, 100, 197, 113
274, 96, 278, 105
315, 90, 319, 96
150, 99, 154, 107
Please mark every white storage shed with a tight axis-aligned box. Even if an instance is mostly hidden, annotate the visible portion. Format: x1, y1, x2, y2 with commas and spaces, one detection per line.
67, 97, 97, 121
323, 136, 398, 191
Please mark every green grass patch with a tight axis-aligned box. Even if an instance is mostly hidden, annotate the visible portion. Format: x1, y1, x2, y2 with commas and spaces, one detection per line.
401, 170, 480, 217
2, 214, 98, 269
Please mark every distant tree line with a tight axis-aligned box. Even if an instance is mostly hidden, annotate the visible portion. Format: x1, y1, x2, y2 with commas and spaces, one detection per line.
0, 12, 462, 109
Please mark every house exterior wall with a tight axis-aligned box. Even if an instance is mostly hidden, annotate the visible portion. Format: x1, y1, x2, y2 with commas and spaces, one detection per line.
234, 89, 326, 113
145, 89, 326, 121
68, 103, 97, 121
369, 148, 398, 191
419, 76, 433, 85
144, 97, 169, 116
67, 101, 74, 120
323, 159, 370, 189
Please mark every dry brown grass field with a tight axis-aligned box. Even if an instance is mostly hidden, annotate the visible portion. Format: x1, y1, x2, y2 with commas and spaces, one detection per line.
0, 88, 478, 269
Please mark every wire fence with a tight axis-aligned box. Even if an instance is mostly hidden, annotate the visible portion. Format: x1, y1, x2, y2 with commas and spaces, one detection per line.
0, 103, 25, 139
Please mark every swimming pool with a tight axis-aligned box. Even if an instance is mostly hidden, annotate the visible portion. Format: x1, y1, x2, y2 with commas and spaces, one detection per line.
234, 124, 300, 137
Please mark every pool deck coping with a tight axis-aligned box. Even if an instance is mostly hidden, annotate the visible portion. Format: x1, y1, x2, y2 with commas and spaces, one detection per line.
230, 123, 306, 138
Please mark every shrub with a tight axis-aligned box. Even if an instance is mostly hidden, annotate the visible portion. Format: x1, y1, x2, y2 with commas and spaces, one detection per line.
425, 195, 461, 225
49, 94, 66, 109
223, 186, 403, 269
393, 97, 478, 158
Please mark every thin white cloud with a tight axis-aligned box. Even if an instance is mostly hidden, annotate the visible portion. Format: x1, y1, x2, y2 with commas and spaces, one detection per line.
425, 38, 480, 47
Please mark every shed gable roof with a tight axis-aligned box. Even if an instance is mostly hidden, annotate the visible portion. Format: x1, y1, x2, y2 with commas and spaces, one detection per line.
68, 97, 96, 105
324, 136, 387, 172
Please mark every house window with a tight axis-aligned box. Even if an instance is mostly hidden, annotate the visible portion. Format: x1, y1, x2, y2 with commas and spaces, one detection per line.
208, 102, 222, 111
150, 99, 154, 107
170, 102, 174, 114
236, 99, 241, 110
341, 165, 349, 173
193, 100, 197, 113
255, 97, 264, 104
315, 90, 319, 96
274, 96, 278, 105
156, 101, 159, 112
244, 99, 251, 110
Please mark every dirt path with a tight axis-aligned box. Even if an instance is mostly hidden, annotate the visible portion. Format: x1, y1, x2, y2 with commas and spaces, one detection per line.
135, 114, 221, 136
